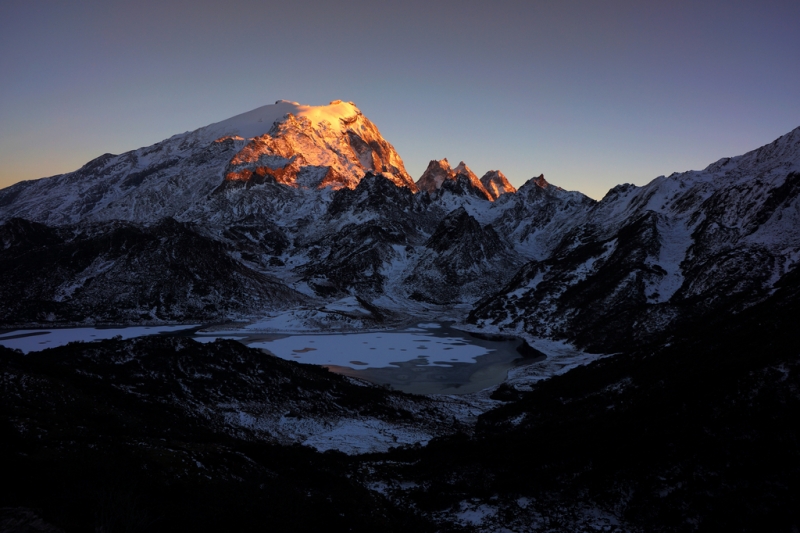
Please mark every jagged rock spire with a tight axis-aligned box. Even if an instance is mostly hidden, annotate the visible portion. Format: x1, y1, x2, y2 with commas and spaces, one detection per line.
480, 170, 516, 199
416, 159, 456, 193
416, 159, 494, 201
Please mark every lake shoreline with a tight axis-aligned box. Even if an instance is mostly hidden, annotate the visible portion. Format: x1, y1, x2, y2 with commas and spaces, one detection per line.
0, 321, 540, 396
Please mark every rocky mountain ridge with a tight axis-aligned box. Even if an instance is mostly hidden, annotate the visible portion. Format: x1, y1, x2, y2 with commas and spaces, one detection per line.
1, 100, 799, 354
470, 126, 800, 350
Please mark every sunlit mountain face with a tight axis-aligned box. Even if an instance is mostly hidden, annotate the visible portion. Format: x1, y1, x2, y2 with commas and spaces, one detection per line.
1, 102, 799, 532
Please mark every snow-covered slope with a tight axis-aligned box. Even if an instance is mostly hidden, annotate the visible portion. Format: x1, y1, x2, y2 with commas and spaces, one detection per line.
471, 127, 800, 350
0, 217, 307, 324
492, 174, 596, 260
189, 99, 363, 144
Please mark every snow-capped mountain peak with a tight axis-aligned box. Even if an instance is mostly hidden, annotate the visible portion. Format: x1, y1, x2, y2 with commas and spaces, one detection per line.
216, 100, 416, 192
0, 100, 416, 225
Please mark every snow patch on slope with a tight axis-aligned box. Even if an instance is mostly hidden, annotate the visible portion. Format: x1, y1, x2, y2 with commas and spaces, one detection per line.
644, 218, 693, 303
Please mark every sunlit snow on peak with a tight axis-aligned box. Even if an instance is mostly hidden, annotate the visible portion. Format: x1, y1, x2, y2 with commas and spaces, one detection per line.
195, 99, 361, 143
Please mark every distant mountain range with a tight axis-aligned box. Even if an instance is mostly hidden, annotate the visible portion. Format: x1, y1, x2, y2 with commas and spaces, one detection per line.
1, 100, 799, 354
2, 100, 799, 532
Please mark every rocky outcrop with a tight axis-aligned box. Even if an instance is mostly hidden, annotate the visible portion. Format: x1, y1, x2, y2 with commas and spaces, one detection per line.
480, 170, 516, 199
405, 207, 521, 303
0, 217, 305, 324
416, 159, 494, 201
416, 159, 456, 194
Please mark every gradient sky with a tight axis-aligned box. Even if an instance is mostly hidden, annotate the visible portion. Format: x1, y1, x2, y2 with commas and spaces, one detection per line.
1, 1, 798, 200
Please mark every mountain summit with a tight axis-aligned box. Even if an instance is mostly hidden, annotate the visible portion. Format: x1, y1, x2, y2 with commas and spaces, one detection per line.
0, 100, 416, 225
480, 169, 516, 199
217, 100, 416, 192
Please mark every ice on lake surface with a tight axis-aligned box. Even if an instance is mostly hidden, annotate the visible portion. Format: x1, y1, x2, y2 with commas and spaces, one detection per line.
242, 322, 525, 394
247, 323, 488, 369
0, 325, 200, 354
0, 322, 528, 395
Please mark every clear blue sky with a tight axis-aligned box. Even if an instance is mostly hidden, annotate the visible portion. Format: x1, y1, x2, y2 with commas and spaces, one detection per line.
1, 0, 798, 199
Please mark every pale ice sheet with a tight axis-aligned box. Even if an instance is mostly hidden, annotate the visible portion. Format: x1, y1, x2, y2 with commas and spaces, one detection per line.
248, 328, 489, 369
0, 325, 199, 354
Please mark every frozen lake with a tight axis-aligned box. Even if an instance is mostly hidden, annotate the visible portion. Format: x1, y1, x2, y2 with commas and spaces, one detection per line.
0, 322, 534, 395
0, 325, 201, 353
227, 323, 530, 395
246, 323, 488, 368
